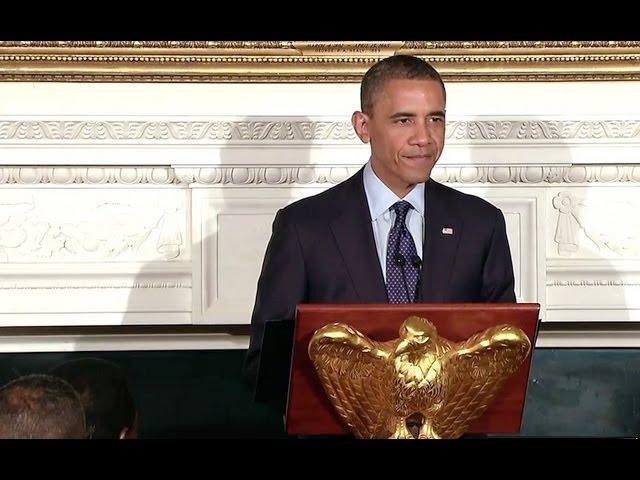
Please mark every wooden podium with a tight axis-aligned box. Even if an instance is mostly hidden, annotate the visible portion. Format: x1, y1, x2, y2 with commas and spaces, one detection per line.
285, 303, 540, 437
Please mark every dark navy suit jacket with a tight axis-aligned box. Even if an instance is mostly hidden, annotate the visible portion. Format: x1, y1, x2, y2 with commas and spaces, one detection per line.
245, 168, 516, 395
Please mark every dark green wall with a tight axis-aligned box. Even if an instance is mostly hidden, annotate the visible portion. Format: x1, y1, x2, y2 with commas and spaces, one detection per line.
1, 348, 639, 438
521, 349, 640, 437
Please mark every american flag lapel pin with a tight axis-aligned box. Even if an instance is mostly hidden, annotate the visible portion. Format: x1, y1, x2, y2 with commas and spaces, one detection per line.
442, 227, 454, 235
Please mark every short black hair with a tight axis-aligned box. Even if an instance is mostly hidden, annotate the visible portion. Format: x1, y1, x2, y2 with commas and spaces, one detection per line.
0, 374, 87, 439
50, 358, 136, 439
360, 55, 446, 115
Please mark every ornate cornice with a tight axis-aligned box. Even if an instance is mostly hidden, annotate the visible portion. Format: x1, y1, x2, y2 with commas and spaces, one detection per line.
2, 41, 640, 82
2, 119, 640, 143
2, 165, 639, 185
431, 166, 640, 184
0, 167, 178, 184
446, 120, 640, 141
0, 120, 358, 142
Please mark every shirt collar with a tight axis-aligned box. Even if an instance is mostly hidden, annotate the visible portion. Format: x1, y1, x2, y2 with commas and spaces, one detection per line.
363, 160, 425, 221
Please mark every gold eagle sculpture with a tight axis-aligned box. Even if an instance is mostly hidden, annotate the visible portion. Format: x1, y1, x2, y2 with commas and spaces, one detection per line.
308, 316, 531, 439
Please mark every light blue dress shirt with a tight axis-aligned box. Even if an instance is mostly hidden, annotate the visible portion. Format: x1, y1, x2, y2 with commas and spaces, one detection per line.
362, 160, 425, 282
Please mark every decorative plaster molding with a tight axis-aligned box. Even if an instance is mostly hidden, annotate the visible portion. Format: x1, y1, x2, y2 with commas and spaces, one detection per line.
0, 120, 357, 142
552, 191, 640, 257
0, 167, 178, 184
431, 166, 640, 184
0, 194, 186, 261
547, 280, 640, 287
2, 166, 640, 185
0, 282, 190, 290
2, 119, 640, 143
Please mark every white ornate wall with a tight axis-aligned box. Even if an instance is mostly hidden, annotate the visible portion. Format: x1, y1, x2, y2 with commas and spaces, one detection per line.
1, 81, 640, 350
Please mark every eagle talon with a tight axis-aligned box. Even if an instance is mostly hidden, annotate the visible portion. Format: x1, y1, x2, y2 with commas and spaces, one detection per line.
388, 418, 413, 439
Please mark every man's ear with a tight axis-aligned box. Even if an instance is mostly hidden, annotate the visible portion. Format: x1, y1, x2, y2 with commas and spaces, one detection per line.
351, 111, 371, 144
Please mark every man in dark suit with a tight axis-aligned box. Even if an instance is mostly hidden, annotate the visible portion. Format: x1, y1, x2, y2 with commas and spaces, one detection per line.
244, 55, 515, 405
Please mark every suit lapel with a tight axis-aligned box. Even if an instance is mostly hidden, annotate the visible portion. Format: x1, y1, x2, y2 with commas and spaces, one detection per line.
329, 169, 388, 302
420, 179, 463, 302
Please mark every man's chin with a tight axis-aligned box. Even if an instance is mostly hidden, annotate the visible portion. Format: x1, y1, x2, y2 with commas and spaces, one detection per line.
406, 171, 432, 185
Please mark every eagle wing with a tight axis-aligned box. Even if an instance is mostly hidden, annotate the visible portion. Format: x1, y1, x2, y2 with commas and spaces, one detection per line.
432, 324, 531, 438
308, 323, 396, 439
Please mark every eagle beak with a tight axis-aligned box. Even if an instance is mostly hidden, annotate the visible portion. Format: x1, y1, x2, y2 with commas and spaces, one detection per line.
395, 339, 412, 356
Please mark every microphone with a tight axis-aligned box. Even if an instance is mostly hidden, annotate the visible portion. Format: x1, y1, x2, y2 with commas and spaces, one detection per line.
411, 255, 422, 268
394, 253, 406, 266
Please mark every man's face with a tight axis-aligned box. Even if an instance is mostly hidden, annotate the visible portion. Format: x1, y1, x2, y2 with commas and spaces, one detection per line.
352, 78, 446, 198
